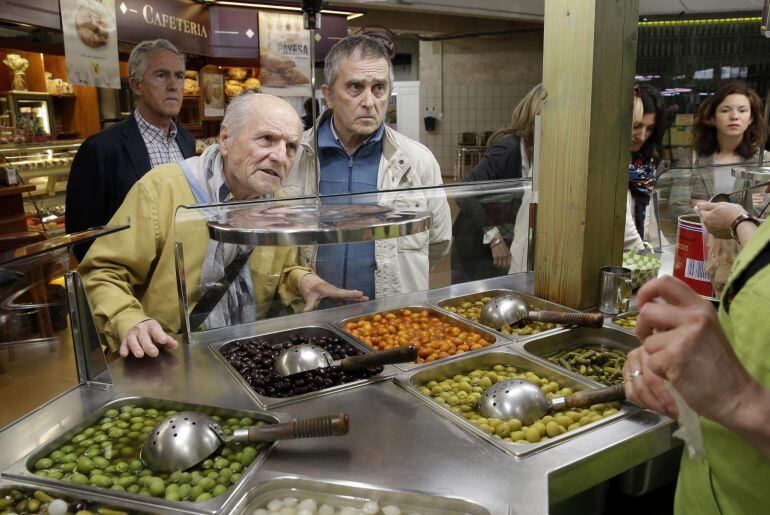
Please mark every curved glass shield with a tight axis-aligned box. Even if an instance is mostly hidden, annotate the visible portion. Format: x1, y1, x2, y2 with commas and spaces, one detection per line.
172, 179, 532, 337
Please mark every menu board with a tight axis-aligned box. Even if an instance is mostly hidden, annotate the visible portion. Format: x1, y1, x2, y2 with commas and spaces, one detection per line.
258, 12, 312, 97
59, 0, 120, 88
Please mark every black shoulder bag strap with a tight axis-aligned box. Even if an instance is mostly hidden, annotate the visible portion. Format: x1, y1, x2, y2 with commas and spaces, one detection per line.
188, 246, 254, 330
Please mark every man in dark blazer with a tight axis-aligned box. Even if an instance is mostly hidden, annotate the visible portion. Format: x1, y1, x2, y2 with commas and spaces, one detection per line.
66, 39, 195, 260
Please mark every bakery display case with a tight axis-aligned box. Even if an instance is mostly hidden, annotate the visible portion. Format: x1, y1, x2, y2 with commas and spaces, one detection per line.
0, 140, 81, 235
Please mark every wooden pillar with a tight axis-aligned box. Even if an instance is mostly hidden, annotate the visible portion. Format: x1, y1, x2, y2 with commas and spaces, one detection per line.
535, 0, 639, 308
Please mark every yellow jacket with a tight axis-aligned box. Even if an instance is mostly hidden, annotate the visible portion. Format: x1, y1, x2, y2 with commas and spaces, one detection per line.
79, 163, 310, 351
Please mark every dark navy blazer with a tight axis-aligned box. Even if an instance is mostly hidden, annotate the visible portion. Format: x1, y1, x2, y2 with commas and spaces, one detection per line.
65, 115, 195, 260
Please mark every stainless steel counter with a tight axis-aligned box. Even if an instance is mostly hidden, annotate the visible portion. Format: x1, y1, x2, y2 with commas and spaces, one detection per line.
0, 273, 678, 515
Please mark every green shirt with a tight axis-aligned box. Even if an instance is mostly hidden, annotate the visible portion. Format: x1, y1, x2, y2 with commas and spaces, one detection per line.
674, 220, 770, 514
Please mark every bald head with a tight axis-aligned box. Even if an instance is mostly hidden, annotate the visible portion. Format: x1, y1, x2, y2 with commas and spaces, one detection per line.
222, 92, 301, 139
219, 93, 303, 199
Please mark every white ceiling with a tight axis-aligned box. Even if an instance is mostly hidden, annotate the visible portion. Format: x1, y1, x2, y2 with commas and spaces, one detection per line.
329, 0, 766, 21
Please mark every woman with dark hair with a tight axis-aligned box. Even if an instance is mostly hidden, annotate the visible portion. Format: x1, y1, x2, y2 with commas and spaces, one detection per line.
693, 81, 765, 165
667, 82, 769, 293
670, 82, 768, 219
626, 86, 667, 249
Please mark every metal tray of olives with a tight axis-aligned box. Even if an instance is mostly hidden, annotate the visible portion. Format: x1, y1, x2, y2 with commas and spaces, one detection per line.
210, 326, 396, 409
2, 397, 282, 515
0, 480, 155, 514
228, 476, 492, 514
433, 289, 576, 342
522, 327, 640, 386
393, 349, 635, 459
607, 312, 639, 335
333, 305, 501, 372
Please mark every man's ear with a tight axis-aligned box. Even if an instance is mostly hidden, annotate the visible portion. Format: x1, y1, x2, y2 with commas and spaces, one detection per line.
129, 78, 141, 98
219, 124, 229, 157
321, 84, 333, 109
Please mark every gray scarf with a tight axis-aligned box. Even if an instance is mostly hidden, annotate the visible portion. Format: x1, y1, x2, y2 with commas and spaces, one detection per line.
183, 145, 256, 329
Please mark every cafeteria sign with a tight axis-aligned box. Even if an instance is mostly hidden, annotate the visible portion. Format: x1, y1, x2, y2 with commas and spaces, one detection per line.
59, 0, 121, 89
116, 0, 210, 55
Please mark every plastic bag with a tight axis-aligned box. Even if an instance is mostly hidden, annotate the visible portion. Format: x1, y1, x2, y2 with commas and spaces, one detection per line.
697, 210, 739, 298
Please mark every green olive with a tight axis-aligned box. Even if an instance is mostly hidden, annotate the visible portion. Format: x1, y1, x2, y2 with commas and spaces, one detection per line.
71, 472, 89, 484
198, 477, 216, 492
148, 479, 166, 497
33, 458, 53, 470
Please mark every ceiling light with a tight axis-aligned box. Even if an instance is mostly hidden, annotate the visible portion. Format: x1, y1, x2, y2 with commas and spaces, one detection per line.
213, 1, 362, 19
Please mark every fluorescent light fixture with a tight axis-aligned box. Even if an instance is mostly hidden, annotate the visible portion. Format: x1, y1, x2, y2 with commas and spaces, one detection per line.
214, 1, 363, 19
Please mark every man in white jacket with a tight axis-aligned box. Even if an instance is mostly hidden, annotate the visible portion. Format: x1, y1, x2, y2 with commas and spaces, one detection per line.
284, 35, 451, 299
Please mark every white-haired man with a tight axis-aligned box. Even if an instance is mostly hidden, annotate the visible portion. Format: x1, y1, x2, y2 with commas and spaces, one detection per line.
67, 39, 196, 261
80, 93, 366, 359
285, 35, 451, 301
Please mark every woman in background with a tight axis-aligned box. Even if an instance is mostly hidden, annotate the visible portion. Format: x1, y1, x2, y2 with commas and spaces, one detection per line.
671, 81, 767, 219
451, 84, 545, 283
627, 85, 666, 249
668, 82, 767, 292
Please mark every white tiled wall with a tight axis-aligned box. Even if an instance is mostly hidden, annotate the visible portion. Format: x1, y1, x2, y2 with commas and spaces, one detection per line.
418, 32, 543, 176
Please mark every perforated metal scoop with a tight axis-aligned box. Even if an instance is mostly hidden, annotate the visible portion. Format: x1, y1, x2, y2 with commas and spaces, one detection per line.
274, 344, 418, 377
478, 379, 625, 425
141, 411, 349, 472
479, 294, 604, 329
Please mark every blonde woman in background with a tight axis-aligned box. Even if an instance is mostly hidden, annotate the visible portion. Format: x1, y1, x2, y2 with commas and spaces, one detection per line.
451, 84, 545, 283
624, 86, 649, 251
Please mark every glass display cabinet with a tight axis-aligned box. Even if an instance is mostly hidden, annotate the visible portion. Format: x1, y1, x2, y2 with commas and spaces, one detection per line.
1, 91, 55, 139
0, 140, 81, 234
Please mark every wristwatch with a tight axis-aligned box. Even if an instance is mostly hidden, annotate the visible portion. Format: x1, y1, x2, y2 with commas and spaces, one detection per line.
729, 213, 761, 241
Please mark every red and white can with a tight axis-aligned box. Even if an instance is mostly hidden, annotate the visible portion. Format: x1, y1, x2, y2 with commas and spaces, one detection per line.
673, 214, 712, 296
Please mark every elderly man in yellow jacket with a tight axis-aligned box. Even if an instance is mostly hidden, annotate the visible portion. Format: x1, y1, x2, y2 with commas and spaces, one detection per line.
79, 93, 366, 359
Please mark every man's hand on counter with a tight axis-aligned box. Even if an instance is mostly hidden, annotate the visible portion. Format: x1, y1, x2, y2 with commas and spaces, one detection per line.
120, 319, 179, 358
299, 273, 368, 312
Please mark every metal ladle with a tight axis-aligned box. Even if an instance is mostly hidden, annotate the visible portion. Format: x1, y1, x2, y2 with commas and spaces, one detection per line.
480, 294, 604, 329
274, 344, 418, 377
141, 411, 349, 473
478, 379, 625, 425
709, 179, 770, 203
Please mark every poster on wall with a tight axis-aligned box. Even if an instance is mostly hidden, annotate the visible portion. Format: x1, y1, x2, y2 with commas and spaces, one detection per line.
258, 12, 312, 97
59, 0, 120, 88
200, 66, 225, 120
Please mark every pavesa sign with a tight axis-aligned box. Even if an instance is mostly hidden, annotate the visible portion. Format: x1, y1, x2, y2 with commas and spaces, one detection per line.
116, 0, 210, 55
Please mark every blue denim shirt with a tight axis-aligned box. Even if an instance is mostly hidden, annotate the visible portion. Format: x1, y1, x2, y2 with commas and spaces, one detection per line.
315, 117, 384, 301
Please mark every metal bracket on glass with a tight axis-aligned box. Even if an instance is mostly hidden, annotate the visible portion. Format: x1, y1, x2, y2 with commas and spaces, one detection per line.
762, 0, 770, 38
174, 241, 192, 346
65, 272, 112, 389
731, 166, 770, 182
527, 201, 537, 271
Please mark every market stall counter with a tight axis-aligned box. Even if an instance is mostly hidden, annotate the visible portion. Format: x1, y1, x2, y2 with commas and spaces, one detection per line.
0, 273, 678, 515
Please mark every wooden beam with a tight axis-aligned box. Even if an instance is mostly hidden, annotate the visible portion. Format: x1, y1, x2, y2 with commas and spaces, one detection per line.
535, 0, 639, 308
